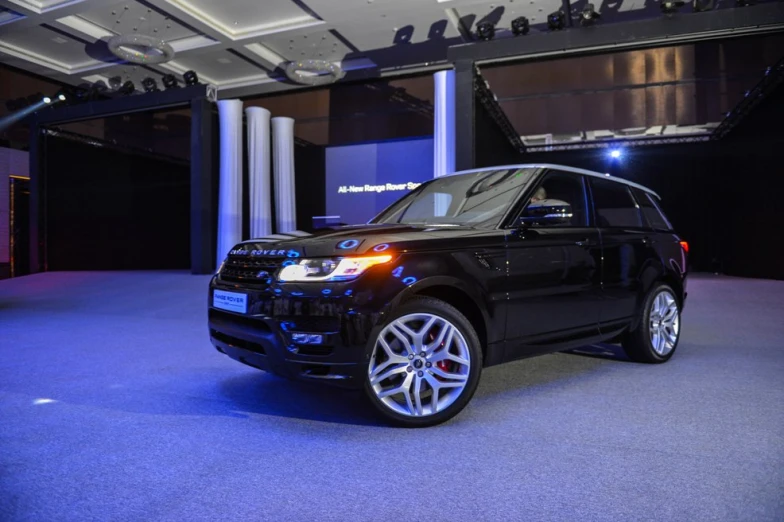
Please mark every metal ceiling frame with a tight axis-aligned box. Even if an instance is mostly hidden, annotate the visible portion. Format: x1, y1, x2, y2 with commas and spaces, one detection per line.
711, 54, 784, 140
448, 3, 784, 66
451, 3, 784, 170
34, 84, 207, 125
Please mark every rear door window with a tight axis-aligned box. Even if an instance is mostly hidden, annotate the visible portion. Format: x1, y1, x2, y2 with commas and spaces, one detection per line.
589, 178, 644, 228
633, 188, 673, 231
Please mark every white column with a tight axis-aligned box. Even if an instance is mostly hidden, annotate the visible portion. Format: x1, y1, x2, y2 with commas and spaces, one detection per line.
434, 69, 455, 216
245, 107, 272, 238
272, 116, 296, 233
216, 99, 243, 266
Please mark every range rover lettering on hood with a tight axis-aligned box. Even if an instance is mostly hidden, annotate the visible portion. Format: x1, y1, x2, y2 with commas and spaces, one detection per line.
228, 248, 300, 257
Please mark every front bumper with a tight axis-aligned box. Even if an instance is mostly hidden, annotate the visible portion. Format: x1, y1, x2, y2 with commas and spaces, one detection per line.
208, 275, 394, 389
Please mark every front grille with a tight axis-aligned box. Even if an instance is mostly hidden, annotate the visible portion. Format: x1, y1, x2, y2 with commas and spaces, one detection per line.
220, 256, 284, 284
208, 309, 272, 333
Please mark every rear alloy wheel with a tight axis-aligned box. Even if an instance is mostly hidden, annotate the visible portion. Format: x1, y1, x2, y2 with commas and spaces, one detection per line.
622, 284, 681, 363
364, 297, 482, 427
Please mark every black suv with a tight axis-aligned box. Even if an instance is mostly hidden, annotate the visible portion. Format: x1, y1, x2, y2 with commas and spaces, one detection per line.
209, 164, 688, 427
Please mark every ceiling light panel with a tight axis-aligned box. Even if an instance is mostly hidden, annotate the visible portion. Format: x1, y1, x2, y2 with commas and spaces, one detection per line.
0, 25, 103, 69
170, 49, 265, 83
0, 6, 25, 26
163, 0, 324, 40
6, 0, 85, 15
262, 29, 355, 65
76, 1, 198, 42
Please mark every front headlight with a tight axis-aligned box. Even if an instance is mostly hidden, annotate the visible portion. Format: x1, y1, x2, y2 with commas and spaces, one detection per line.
278, 254, 392, 282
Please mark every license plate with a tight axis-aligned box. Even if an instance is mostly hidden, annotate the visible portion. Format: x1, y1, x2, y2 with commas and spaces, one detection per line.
213, 290, 247, 314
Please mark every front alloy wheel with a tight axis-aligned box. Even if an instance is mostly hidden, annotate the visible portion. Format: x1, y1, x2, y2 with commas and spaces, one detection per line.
365, 297, 482, 427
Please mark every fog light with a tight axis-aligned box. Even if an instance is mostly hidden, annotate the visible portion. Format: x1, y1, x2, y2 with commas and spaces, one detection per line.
291, 333, 324, 345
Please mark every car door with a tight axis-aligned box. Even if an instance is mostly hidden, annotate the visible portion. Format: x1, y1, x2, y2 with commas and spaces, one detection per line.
589, 178, 660, 328
503, 170, 602, 355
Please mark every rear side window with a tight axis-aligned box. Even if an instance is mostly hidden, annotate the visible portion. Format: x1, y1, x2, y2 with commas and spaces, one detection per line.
633, 188, 673, 231
590, 178, 644, 228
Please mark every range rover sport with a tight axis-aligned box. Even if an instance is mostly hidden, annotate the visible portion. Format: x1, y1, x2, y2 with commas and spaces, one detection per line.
208, 164, 688, 427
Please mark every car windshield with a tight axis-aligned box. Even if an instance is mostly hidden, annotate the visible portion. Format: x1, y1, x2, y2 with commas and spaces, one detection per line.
370, 167, 537, 227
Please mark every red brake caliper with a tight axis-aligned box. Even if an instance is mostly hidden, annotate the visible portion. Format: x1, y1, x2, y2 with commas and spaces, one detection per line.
430, 330, 450, 374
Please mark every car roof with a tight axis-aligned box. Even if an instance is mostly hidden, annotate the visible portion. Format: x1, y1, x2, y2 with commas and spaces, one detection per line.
452, 163, 661, 199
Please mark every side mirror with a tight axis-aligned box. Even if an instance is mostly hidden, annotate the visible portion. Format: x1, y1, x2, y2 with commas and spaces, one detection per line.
518, 199, 573, 227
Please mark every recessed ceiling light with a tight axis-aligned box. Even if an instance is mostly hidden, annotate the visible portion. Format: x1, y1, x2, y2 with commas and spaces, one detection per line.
217, 57, 232, 64
51, 37, 68, 44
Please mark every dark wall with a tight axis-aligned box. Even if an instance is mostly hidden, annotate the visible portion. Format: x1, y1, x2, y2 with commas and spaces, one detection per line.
476, 85, 784, 280
294, 141, 326, 232
245, 75, 434, 147
43, 135, 190, 270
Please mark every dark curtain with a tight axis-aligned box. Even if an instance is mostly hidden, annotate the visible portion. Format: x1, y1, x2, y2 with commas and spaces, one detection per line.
43, 135, 190, 270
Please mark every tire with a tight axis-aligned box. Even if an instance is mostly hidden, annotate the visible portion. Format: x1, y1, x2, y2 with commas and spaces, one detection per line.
364, 296, 482, 427
622, 283, 681, 363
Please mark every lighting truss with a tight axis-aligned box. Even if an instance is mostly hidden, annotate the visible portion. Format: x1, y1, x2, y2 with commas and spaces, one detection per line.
527, 135, 711, 152
473, 66, 526, 153
363, 83, 434, 118
711, 57, 784, 140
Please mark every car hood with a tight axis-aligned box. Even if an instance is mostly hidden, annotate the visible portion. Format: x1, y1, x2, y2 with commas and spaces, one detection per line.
228, 223, 495, 258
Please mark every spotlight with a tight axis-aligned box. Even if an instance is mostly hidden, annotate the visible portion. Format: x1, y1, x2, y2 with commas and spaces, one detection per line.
580, 4, 600, 25
162, 74, 179, 90
141, 77, 159, 93
54, 87, 72, 102
118, 80, 135, 95
72, 84, 91, 103
547, 10, 566, 31
511, 16, 530, 36
609, 149, 623, 159
476, 21, 495, 41
42, 90, 67, 107
660, 0, 685, 14
108, 75, 122, 90
87, 80, 108, 100
183, 70, 199, 86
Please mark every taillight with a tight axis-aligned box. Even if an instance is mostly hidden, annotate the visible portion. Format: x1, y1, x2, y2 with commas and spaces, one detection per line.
679, 241, 689, 254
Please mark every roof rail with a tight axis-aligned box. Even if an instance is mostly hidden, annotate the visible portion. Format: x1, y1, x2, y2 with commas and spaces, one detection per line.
453, 163, 660, 199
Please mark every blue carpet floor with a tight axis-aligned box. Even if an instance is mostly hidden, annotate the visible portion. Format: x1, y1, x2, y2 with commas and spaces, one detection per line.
0, 271, 782, 521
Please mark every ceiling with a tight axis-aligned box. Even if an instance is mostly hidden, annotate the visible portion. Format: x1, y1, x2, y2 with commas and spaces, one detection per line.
0, 0, 746, 98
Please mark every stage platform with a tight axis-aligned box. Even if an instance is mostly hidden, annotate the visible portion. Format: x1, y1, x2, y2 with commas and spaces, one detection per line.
1, 271, 782, 521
